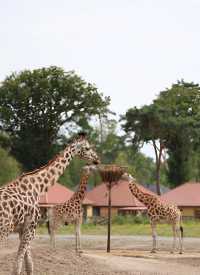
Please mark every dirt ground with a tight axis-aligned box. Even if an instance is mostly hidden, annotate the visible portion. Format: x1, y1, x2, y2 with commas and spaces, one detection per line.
1, 235, 200, 275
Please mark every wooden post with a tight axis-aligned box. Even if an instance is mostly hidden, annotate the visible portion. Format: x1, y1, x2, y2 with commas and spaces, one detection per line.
107, 181, 111, 253
98, 165, 127, 254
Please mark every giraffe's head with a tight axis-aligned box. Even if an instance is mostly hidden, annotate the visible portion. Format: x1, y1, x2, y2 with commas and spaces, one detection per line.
82, 164, 98, 175
74, 132, 100, 165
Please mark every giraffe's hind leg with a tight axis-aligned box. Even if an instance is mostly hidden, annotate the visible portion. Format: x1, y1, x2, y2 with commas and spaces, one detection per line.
171, 219, 183, 254
177, 223, 183, 254
12, 216, 36, 275
24, 246, 33, 275
47, 208, 56, 248
171, 223, 177, 253
18, 228, 33, 275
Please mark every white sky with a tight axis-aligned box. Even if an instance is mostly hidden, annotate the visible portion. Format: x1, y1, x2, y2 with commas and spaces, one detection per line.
1, 0, 200, 157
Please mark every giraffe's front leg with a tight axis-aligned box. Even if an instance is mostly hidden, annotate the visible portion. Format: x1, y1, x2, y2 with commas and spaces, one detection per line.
150, 221, 157, 253
75, 218, 82, 255
77, 217, 82, 252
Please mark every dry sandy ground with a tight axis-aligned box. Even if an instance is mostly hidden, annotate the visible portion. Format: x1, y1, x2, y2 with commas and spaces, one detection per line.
1, 235, 200, 275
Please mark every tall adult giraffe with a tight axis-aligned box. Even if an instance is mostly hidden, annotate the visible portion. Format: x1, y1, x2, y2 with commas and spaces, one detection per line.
47, 165, 96, 252
122, 173, 183, 254
0, 133, 99, 275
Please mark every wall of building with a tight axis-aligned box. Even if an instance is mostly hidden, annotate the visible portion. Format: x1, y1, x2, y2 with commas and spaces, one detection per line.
86, 205, 93, 218
180, 207, 200, 219
100, 207, 118, 217
181, 207, 194, 217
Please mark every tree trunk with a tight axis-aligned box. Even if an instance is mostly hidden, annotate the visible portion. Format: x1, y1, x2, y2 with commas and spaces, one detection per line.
152, 140, 163, 195
107, 182, 111, 253
155, 161, 161, 195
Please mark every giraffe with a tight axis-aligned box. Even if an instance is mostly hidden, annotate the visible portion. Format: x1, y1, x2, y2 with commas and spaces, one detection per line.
46, 164, 96, 253
122, 173, 183, 254
0, 133, 100, 275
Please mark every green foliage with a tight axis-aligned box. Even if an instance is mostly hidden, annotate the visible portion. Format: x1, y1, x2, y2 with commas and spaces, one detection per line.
154, 80, 200, 186
0, 147, 21, 185
0, 66, 110, 170
121, 103, 167, 193
111, 215, 149, 225
92, 118, 157, 186
122, 80, 200, 187
56, 117, 158, 189
59, 158, 88, 188
0, 131, 11, 150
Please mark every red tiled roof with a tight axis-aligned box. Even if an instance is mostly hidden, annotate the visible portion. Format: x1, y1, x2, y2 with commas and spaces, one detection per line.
86, 180, 155, 207
161, 182, 200, 207
39, 183, 93, 205
119, 206, 147, 211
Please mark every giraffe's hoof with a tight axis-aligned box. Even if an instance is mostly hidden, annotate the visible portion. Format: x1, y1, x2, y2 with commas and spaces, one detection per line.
179, 251, 183, 254
150, 250, 156, 253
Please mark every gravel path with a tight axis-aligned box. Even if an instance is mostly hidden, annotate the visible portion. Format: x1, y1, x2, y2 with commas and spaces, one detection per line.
1, 235, 200, 275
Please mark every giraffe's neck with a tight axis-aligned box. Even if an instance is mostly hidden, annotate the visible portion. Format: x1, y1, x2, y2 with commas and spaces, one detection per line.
129, 181, 150, 206
11, 140, 81, 197
44, 143, 76, 184
71, 172, 89, 203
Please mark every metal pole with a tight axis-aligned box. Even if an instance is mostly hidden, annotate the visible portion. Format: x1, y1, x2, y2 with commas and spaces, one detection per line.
107, 181, 111, 253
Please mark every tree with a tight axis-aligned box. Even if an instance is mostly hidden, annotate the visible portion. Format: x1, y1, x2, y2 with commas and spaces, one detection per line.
0, 147, 21, 185
122, 80, 200, 189
121, 104, 166, 194
0, 131, 11, 150
0, 66, 110, 170
154, 80, 200, 186
114, 149, 157, 185
58, 117, 158, 190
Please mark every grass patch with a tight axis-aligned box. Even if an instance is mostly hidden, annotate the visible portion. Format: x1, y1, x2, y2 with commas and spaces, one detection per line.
37, 219, 200, 237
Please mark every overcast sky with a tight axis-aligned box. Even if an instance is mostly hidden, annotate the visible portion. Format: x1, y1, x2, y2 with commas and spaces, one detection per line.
1, 0, 200, 157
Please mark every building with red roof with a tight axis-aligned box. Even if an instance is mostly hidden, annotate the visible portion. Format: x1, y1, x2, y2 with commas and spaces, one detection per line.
86, 180, 154, 217
161, 182, 200, 219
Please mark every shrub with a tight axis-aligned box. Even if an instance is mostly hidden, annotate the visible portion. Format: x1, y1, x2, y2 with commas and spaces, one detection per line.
112, 214, 149, 225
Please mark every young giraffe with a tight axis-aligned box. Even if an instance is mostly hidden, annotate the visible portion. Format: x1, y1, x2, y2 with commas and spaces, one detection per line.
0, 133, 99, 275
47, 165, 96, 252
122, 173, 183, 254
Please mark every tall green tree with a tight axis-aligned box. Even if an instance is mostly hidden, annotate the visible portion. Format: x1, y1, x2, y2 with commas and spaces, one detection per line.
0, 147, 21, 185
122, 80, 200, 189
154, 80, 200, 186
0, 66, 110, 170
121, 104, 166, 194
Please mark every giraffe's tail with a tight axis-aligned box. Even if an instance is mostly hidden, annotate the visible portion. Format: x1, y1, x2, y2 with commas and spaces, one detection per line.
47, 221, 51, 235
180, 225, 183, 238
180, 211, 183, 238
